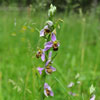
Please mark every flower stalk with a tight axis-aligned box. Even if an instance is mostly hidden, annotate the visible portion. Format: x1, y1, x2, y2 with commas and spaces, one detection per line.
36, 4, 60, 99
40, 35, 50, 100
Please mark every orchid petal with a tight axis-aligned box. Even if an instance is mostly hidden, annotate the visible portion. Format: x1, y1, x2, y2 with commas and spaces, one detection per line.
51, 33, 56, 42
41, 52, 45, 61
40, 29, 44, 37
44, 47, 51, 52
50, 66, 56, 72
48, 51, 52, 60
45, 60, 50, 66
44, 90, 48, 97
44, 83, 49, 89
50, 91, 54, 96
45, 41, 53, 48
44, 25, 48, 29
37, 67, 44, 75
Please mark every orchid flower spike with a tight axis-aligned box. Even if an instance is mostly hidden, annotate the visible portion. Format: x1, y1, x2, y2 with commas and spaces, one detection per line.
37, 51, 56, 75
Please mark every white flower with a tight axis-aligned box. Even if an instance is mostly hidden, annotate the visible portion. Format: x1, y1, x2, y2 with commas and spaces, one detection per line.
67, 82, 74, 88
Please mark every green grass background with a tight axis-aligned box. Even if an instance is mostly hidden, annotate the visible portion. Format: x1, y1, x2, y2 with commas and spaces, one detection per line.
0, 9, 100, 100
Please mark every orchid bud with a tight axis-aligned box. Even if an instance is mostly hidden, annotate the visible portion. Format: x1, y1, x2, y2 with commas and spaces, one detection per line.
48, 4, 56, 17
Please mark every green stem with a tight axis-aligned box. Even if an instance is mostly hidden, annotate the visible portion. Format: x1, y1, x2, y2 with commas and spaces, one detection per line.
40, 34, 50, 100
40, 72, 46, 100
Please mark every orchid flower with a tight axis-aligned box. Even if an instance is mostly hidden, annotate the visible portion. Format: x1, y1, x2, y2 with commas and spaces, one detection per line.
36, 49, 45, 61
44, 83, 54, 97
44, 33, 60, 51
40, 25, 50, 37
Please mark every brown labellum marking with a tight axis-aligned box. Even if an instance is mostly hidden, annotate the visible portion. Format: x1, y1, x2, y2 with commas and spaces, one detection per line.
46, 66, 52, 74
47, 69, 52, 74
53, 44, 58, 51
46, 88, 50, 96
44, 29, 50, 33
36, 50, 42, 58
36, 54, 40, 58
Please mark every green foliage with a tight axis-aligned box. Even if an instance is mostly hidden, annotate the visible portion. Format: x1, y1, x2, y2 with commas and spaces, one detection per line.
0, 9, 100, 100
0, 0, 100, 13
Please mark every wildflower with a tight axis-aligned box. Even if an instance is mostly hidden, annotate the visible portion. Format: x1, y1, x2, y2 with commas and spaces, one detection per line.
44, 83, 54, 97
37, 64, 56, 75
67, 82, 74, 88
36, 4, 60, 98
90, 94, 96, 100
45, 65, 56, 74
37, 67, 44, 75
45, 33, 60, 51
77, 81, 81, 84
36, 49, 45, 61
40, 25, 51, 37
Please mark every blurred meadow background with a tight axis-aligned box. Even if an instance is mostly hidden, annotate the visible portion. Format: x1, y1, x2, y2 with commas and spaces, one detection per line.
0, 0, 100, 100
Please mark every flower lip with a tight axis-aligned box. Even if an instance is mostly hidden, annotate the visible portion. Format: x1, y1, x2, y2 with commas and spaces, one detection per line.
36, 49, 42, 58
53, 41, 59, 51
45, 65, 56, 74
46, 66, 53, 74
44, 28, 50, 33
